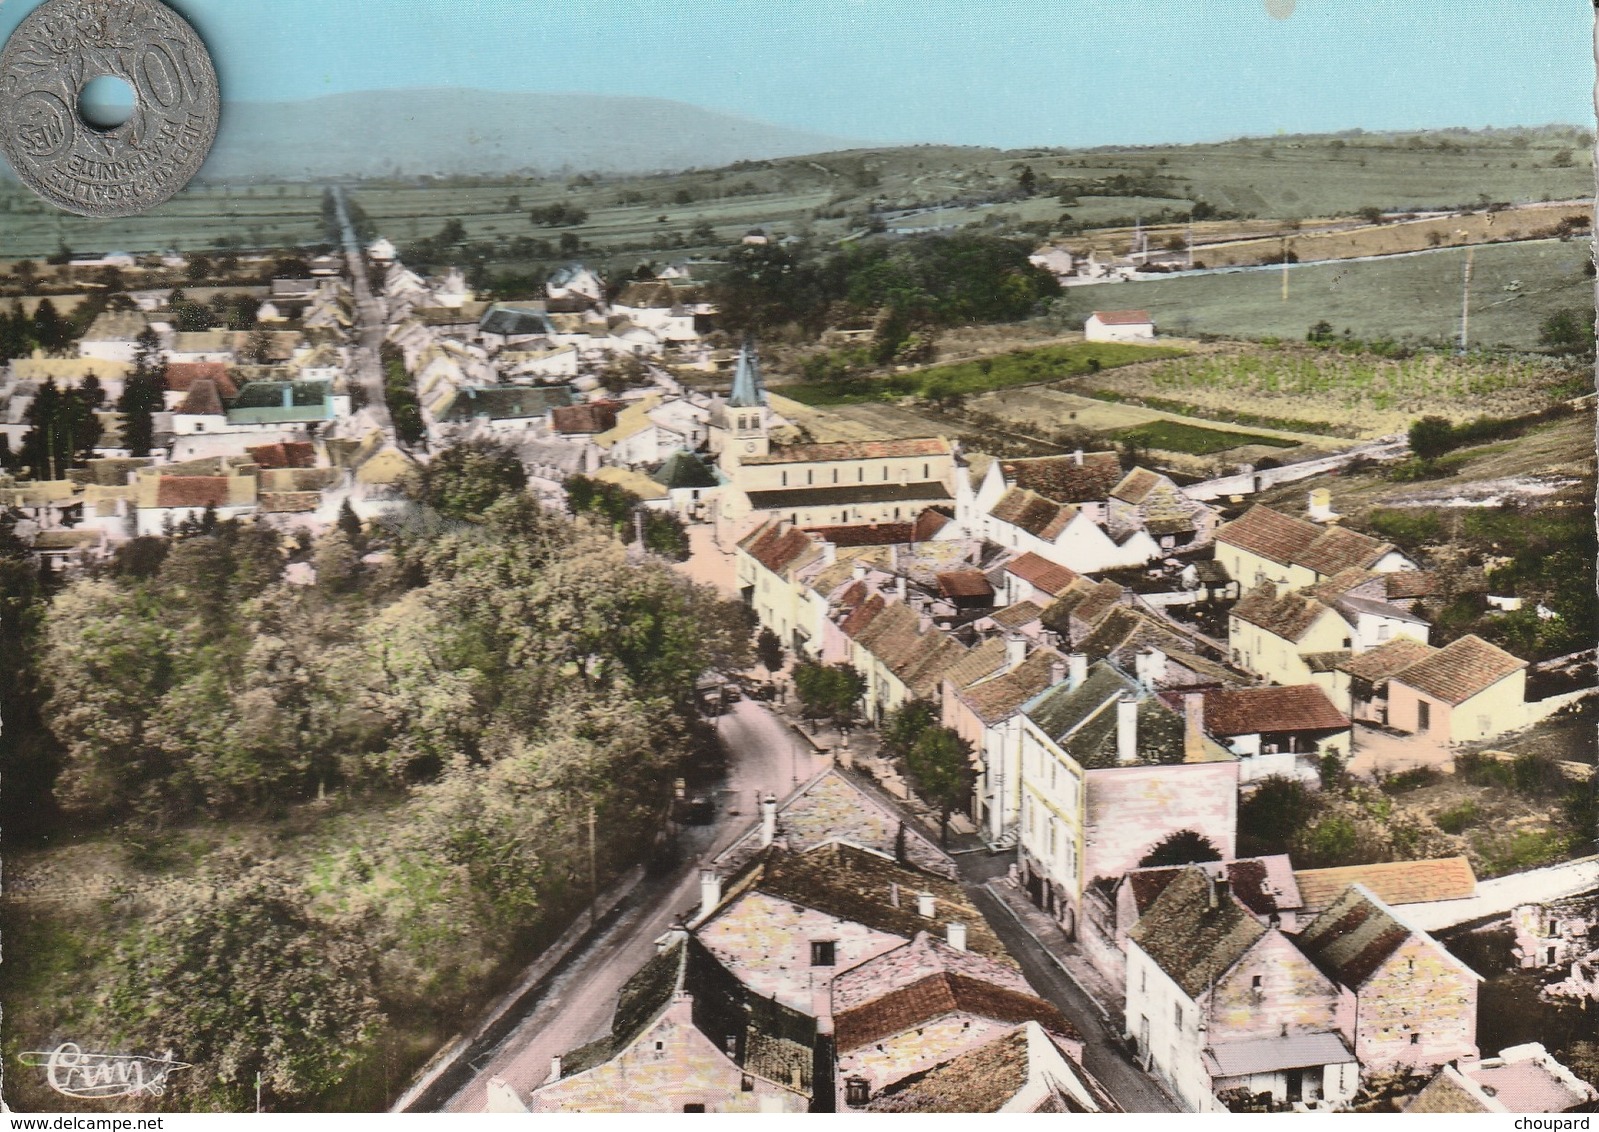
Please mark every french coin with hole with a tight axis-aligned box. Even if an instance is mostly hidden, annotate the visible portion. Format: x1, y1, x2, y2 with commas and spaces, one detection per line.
0, 0, 219, 217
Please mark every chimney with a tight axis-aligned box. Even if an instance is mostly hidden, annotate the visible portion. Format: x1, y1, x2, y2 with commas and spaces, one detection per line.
822, 541, 838, 567
895, 574, 908, 601
1135, 647, 1166, 688
852, 561, 868, 582
547, 1055, 562, 1084
917, 891, 936, 919
1116, 695, 1139, 765
760, 793, 778, 847
699, 869, 722, 920
1073, 448, 1084, 467
889, 882, 900, 908
1068, 653, 1088, 691
1211, 872, 1230, 910
918, 613, 933, 634
1049, 657, 1067, 687
946, 922, 968, 952
1184, 692, 1206, 762
1005, 632, 1027, 670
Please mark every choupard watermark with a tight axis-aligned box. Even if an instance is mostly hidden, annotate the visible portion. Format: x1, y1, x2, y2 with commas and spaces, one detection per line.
18, 1043, 192, 1100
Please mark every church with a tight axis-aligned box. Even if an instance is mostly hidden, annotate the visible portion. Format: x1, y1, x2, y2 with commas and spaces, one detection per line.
710, 344, 955, 542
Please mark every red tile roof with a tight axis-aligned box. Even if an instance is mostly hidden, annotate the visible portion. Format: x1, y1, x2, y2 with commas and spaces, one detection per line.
165, 362, 237, 400
1110, 467, 1164, 505
744, 524, 820, 574
835, 972, 1078, 1051
1217, 505, 1322, 567
742, 437, 950, 465
999, 452, 1123, 505
937, 569, 994, 600
801, 522, 915, 547
247, 441, 316, 470
175, 379, 224, 416
1004, 552, 1081, 597
154, 476, 231, 509
1294, 858, 1477, 912
990, 487, 1076, 541
1196, 685, 1350, 736
1092, 309, 1153, 326
1391, 634, 1525, 705
550, 401, 620, 434
913, 508, 952, 541
1231, 583, 1336, 643
962, 649, 1064, 724
839, 592, 887, 639
1337, 636, 1436, 683
1295, 525, 1398, 578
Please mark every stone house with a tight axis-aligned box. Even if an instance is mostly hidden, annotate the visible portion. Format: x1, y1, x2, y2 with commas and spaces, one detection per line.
1215, 505, 1414, 594
1180, 685, 1352, 783
1332, 636, 1437, 723
1385, 634, 1529, 744
1107, 467, 1218, 551
527, 935, 811, 1113
1014, 661, 1239, 936
1125, 869, 1357, 1112
860, 1022, 1110, 1112
1293, 884, 1480, 1072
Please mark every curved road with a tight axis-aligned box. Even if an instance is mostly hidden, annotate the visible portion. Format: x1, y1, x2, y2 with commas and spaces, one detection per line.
442, 699, 825, 1111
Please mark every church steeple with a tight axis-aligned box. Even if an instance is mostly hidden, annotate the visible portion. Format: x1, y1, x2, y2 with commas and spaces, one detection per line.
728, 338, 765, 409
725, 338, 769, 460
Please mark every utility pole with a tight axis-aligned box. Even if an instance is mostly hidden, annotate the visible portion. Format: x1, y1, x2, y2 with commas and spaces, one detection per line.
1186, 225, 1194, 270
255, 1072, 262, 1113
1458, 248, 1475, 354
1281, 236, 1290, 303
586, 803, 597, 929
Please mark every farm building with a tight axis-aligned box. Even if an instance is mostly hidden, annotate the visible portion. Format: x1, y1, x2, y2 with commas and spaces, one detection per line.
1085, 310, 1155, 343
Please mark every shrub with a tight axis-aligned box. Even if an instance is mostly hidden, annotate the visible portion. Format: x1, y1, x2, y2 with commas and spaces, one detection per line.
1435, 801, 1481, 834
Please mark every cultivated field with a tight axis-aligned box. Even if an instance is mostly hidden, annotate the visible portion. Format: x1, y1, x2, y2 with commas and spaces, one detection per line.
0, 183, 327, 259
1052, 239, 1595, 352
1080, 343, 1588, 437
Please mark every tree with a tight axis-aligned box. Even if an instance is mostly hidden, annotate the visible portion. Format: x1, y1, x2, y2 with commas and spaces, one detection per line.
1238, 775, 1322, 857
14, 259, 36, 284
105, 863, 381, 1110
1307, 319, 1336, 343
418, 439, 528, 520
792, 661, 866, 727
638, 509, 691, 562
337, 498, 365, 550
755, 627, 785, 676
1138, 829, 1223, 868
1538, 308, 1594, 356
20, 379, 101, 479
118, 327, 165, 457
1014, 163, 1038, 197
1407, 415, 1457, 462
880, 698, 938, 762
31, 298, 68, 352
905, 725, 974, 847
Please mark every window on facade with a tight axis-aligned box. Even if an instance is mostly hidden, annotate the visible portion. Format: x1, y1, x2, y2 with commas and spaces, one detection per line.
1252, 975, 1262, 989
923, 463, 930, 479
882, 467, 889, 480
683, 1103, 706, 1112
858, 468, 864, 482
810, 940, 836, 966
1549, 919, 1560, 936
1409, 1034, 1419, 1045
1140, 969, 1147, 993
741, 1075, 755, 1092
781, 471, 788, 486
1173, 1003, 1183, 1028
1378, 624, 1391, 641
833, 469, 839, 483
807, 470, 814, 485
1417, 701, 1431, 732
845, 1078, 870, 1107
1342, 637, 1353, 649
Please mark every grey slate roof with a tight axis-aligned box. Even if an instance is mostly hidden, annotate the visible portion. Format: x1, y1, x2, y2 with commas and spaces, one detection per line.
1203, 1032, 1354, 1078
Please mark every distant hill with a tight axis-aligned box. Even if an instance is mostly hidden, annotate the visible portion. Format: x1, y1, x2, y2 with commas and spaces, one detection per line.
192, 89, 865, 181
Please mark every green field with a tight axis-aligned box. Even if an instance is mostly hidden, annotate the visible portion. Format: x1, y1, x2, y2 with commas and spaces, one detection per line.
1054, 239, 1594, 353
1107, 418, 1301, 455
774, 341, 1183, 406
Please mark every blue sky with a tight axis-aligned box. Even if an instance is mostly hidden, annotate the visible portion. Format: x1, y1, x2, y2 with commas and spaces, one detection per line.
4, 0, 1593, 147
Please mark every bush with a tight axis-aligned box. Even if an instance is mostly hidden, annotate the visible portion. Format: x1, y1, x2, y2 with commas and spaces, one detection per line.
1238, 776, 1321, 857
1435, 800, 1481, 834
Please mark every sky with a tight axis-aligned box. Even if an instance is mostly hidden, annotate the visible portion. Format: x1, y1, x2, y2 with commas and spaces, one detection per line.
2, 0, 1593, 148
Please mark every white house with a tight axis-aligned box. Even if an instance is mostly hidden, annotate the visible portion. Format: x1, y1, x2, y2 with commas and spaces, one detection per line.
1085, 310, 1156, 343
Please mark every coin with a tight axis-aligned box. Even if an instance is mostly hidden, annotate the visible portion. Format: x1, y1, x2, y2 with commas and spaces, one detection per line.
0, 0, 219, 217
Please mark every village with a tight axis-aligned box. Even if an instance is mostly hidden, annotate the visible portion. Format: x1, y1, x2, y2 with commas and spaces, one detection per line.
0, 203, 1595, 1117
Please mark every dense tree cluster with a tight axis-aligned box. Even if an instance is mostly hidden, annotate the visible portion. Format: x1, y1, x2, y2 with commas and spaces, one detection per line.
711, 232, 1060, 352
13, 459, 754, 1108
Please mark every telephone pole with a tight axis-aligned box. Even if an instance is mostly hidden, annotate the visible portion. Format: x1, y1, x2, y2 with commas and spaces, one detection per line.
586, 803, 597, 929
1281, 237, 1290, 303
1458, 248, 1475, 354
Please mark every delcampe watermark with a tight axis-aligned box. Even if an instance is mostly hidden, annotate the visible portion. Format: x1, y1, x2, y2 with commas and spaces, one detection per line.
18, 1044, 192, 1100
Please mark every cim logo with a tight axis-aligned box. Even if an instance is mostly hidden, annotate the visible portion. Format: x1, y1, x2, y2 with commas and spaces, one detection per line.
19, 1043, 192, 1099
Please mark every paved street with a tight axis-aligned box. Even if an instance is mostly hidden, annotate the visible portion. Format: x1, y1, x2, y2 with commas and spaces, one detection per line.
964, 878, 1181, 1113
442, 699, 823, 1111
331, 186, 393, 434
